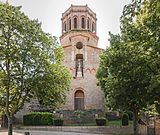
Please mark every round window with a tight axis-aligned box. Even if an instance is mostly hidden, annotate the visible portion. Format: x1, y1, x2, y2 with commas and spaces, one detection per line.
76, 42, 83, 49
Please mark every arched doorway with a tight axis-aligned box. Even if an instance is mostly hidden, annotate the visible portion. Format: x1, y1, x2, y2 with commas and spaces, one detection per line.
74, 90, 84, 110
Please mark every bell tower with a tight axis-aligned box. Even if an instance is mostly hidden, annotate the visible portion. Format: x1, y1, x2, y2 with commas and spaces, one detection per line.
60, 5, 104, 111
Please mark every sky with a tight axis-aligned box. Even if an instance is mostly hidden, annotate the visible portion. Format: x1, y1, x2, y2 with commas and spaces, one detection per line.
1, 0, 131, 49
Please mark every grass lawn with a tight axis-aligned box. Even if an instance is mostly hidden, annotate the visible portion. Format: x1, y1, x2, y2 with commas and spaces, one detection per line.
107, 120, 133, 126
64, 119, 133, 126
64, 122, 96, 126
112, 134, 130, 135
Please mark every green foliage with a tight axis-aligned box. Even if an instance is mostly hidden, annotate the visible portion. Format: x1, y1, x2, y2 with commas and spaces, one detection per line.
156, 104, 160, 115
0, 2, 71, 116
23, 112, 53, 126
95, 117, 106, 126
73, 110, 88, 125
32, 63, 71, 109
97, 0, 160, 118
124, 111, 133, 121
97, 0, 160, 134
54, 118, 64, 126
73, 110, 87, 118
143, 103, 160, 116
0, 2, 71, 134
122, 113, 129, 126
105, 111, 121, 121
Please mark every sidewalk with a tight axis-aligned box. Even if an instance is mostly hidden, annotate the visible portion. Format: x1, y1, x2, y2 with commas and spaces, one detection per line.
0, 131, 23, 135
0, 130, 111, 135
17, 125, 132, 134
0, 125, 132, 135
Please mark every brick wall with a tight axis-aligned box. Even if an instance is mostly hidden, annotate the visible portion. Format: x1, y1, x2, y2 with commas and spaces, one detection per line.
60, 5, 105, 112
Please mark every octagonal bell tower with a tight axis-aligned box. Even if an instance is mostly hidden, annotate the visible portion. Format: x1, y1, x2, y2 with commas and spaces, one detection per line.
60, 5, 104, 111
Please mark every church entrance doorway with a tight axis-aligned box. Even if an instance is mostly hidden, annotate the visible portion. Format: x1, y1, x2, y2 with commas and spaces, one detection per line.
74, 90, 84, 110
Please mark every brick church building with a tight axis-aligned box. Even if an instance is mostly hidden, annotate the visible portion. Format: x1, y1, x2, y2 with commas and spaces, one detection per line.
14, 5, 105, 123
60, 5, 105, 111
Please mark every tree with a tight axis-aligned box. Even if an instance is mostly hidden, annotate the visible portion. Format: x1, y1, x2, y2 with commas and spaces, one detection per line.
97, 1, 160, 135
0, 3, 71, 135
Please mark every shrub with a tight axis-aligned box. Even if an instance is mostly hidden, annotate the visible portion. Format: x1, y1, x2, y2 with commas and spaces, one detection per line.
54, 118, 64, 126
73, 110, 87, 124
73, 110, 87, 118
23, 112, 53, 126
122, 113, 129, 126
125, 111, 133, 121
95, 117, 106, 126
105, 111, 121, 120
156, 104, 160, 114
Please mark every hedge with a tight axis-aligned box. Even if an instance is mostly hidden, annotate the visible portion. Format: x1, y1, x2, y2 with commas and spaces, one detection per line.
95, 117, 106, 126
23, 112, 53, 126
54, 118, 64, 126
125, 111, 133, 121
122, 113, 129, 126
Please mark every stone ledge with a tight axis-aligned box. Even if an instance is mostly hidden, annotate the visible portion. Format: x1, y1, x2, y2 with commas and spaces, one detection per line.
18, 125, 133, 134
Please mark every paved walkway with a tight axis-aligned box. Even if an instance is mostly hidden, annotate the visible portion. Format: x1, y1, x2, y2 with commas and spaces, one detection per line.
0, 125, 132, 134
18, 125, 132, 134
0, 130, 110, 135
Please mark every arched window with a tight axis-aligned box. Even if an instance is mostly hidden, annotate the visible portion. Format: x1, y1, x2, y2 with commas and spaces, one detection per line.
81, 17, 85, 29
74, 17, 77, 29
74, 90, 84, 110
92, 22, 95, 32
87, 18, 90, 30
64, 22, 66, 32
69, 19, 71, 30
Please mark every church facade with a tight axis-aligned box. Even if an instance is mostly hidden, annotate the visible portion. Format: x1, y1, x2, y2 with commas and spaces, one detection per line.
14, 5, 105, 123
60, 5, 105, 111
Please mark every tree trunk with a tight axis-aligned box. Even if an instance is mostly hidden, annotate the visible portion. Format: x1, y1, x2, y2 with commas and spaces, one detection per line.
133, 109, 139, 135
5, 38, 12, 135
7, 116, 13, 135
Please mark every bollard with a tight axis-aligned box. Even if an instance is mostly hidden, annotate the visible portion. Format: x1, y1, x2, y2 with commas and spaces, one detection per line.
24, 132, 30, 135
